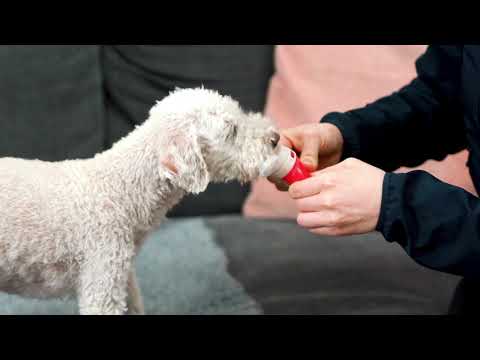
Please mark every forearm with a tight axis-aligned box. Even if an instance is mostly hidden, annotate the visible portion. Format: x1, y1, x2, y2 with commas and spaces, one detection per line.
377, 171, 480, 278
322, 46, 466, 171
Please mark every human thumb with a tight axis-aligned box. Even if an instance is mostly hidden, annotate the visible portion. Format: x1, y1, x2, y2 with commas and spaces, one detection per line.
299, 138, 320, 171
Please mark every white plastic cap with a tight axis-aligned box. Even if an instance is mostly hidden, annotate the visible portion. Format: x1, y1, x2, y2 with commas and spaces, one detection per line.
262, 145, 297, 180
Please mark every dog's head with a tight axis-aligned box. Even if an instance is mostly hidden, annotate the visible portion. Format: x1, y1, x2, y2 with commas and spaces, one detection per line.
150, 88, 280, 194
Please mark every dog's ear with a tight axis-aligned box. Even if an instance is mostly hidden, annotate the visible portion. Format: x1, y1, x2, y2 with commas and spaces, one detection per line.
160, 127, 210, 194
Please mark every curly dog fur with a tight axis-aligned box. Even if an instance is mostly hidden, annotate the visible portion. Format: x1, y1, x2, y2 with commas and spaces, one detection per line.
0, 88, 280, 315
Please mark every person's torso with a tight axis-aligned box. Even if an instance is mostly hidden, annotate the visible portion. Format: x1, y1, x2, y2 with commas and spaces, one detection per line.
461, 46, 480, 193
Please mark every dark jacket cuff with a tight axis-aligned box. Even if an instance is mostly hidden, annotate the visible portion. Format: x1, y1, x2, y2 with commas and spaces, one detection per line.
321, 112, 361, 160
376, 172, 406, 243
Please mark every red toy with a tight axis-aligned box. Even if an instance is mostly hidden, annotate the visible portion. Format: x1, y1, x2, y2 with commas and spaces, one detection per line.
267, 145, 311, 185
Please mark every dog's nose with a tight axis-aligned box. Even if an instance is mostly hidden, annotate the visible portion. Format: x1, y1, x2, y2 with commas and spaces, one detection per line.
270, 132, 280, 148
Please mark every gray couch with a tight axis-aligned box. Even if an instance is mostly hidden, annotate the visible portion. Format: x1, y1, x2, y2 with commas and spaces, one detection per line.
0, 45, 460, 314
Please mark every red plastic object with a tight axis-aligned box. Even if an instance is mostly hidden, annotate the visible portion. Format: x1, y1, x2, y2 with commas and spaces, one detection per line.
282, 152, 311, 185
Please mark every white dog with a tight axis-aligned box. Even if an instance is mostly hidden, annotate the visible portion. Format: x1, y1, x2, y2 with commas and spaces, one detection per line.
0, 88, 280, 315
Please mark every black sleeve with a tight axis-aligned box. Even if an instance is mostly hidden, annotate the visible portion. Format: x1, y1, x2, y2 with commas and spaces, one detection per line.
378, 171, 480, 278
321, 45, 467, 172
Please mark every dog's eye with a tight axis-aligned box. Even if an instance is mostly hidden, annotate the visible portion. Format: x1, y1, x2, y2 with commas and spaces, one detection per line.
226, 124, 238, 142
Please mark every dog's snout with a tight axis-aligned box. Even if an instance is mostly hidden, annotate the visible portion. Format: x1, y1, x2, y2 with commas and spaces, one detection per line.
270, 132, 280, 148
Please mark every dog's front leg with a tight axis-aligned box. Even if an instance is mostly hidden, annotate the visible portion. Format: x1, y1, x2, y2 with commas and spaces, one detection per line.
77, 253, 132, 315
126, 267, 145, 315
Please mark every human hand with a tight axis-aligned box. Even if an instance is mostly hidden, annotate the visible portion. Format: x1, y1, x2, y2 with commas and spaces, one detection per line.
289, 158, 385, 236
268, 123, 344, 191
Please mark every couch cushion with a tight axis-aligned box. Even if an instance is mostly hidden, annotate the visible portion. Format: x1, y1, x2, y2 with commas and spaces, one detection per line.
0, 46, 104, 161
102, 45, 274, 217
205, 216, 460, 315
